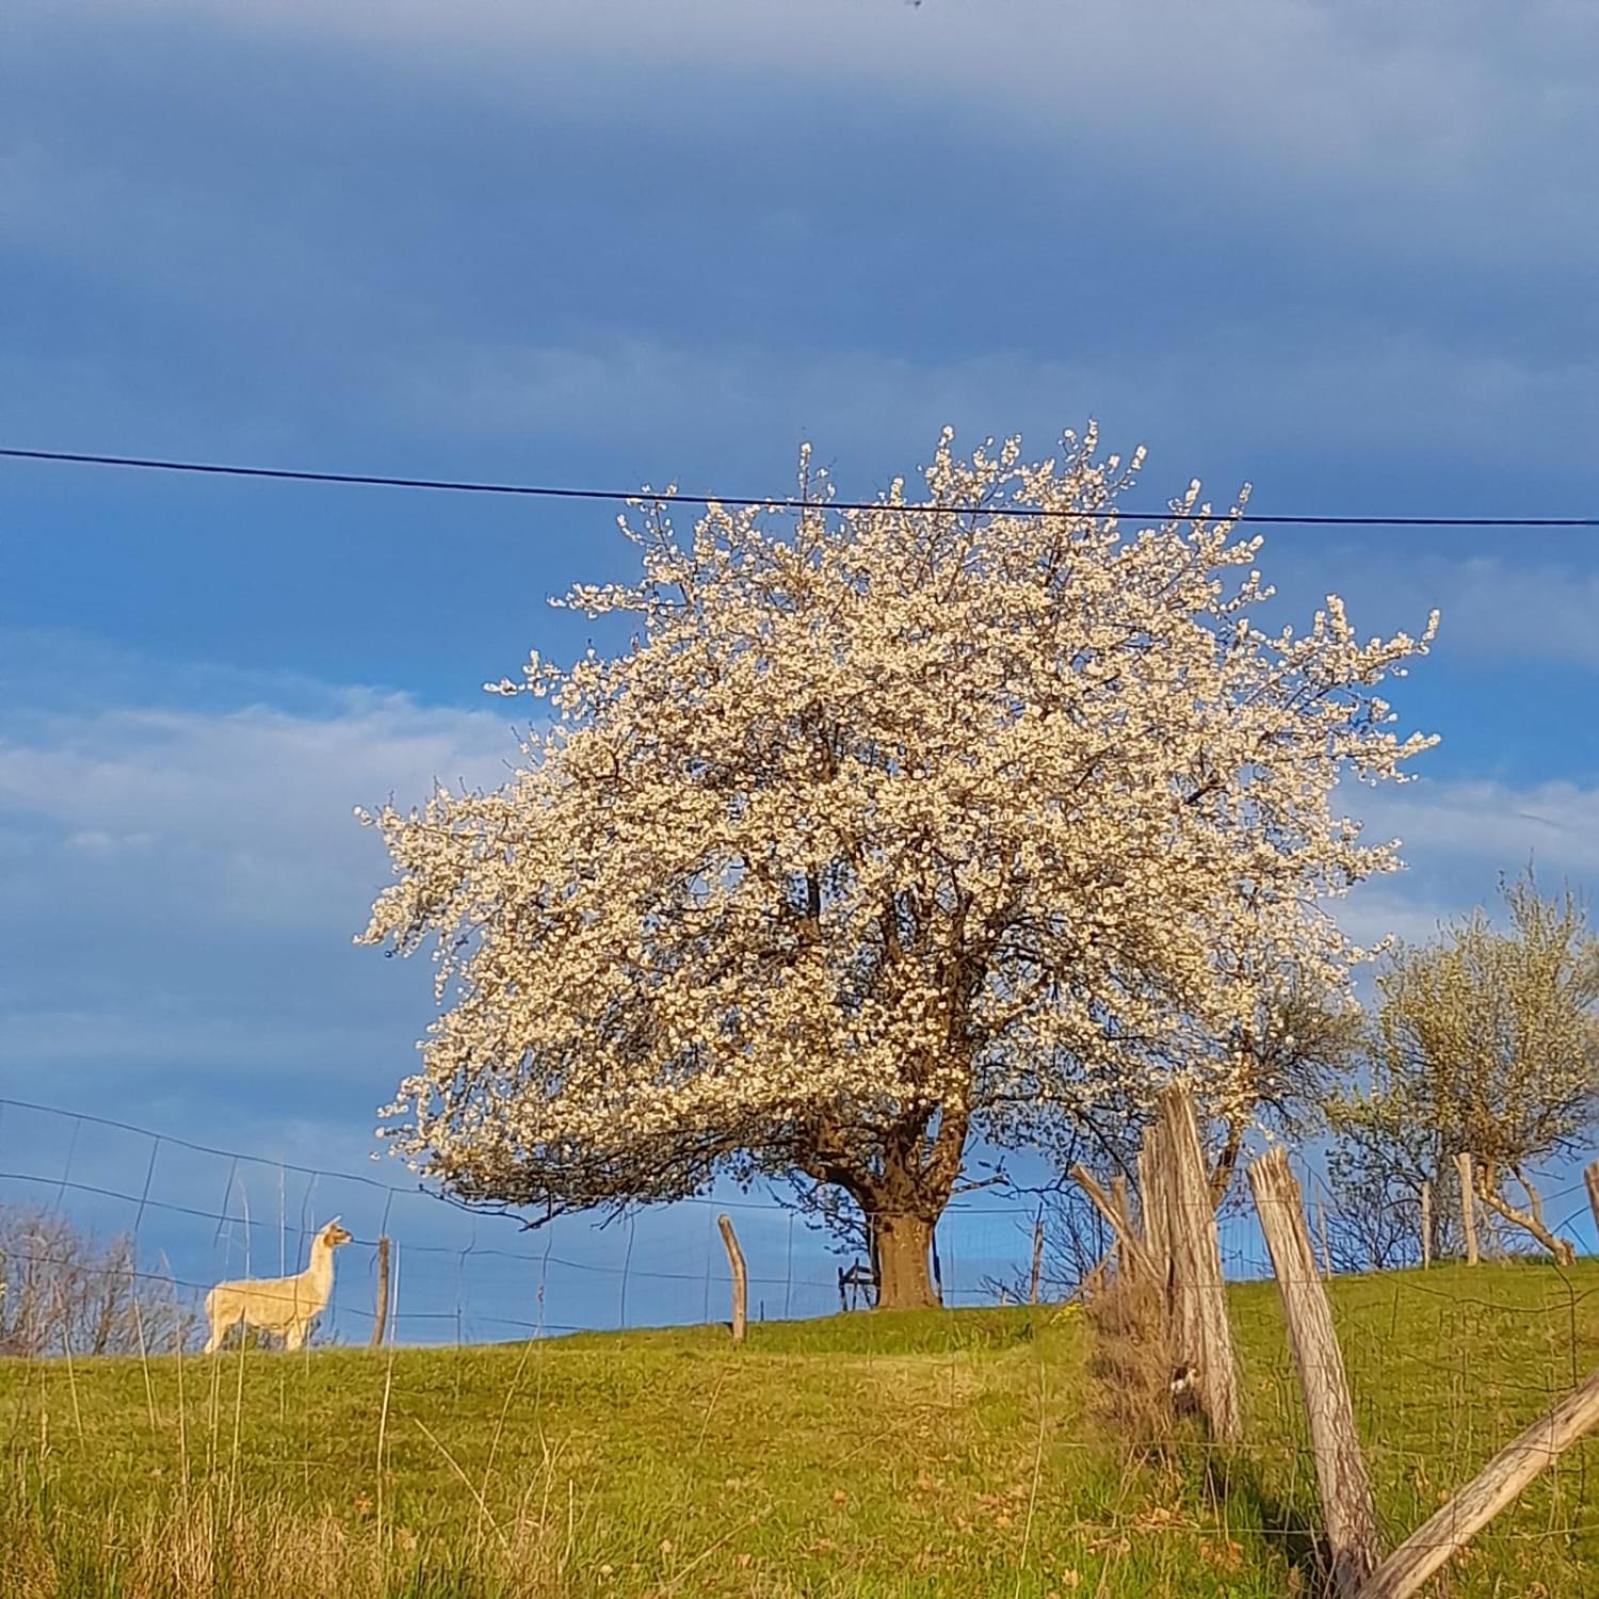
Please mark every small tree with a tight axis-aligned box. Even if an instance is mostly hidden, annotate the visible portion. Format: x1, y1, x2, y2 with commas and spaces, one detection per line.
361, 426, 1435, 1307
1335, 873, 1599, 1265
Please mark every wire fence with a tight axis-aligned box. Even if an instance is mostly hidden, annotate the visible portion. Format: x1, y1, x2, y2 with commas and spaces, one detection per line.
0, 1096, 1073, 1347
2, 1094, 1597, 1357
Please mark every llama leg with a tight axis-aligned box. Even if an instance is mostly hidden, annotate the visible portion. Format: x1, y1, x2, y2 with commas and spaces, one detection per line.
283, 1322, 305, 1353
203, 1309, 230, 1355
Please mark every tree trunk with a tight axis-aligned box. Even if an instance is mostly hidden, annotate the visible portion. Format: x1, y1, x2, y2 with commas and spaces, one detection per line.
873, 1213, 939, 1309
1208, 1119, 1244, 1210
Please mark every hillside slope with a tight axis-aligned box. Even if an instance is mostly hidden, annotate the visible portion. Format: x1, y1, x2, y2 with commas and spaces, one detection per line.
3, 1263, 1598, 1597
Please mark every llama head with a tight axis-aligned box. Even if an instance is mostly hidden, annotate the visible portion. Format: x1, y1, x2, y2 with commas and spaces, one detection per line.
320, 1218, 353, 1248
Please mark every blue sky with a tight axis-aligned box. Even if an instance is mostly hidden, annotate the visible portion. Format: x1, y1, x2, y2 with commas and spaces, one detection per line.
3, 1, 1598, 1332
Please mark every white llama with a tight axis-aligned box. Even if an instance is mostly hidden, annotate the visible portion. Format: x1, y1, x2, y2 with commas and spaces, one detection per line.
202, 1218, 352, 1353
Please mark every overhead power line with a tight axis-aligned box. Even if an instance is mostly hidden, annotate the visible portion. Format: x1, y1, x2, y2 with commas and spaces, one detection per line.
3, 445, 1595, 528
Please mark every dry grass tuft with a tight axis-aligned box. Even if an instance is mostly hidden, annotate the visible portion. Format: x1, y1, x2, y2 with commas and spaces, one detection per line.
1084, 1273, 1186, 1449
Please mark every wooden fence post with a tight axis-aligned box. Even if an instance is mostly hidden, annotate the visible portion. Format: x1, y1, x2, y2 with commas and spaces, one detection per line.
1584, 1161, 1599, 1248
717, 1215, 747, 1343
1419, 1182, 1432, 1270
1028, 1210, 1044, 1304
1360, 1365, 1599, 1599
1111, 1174, 1134, 1282
369, 1235, 391, 1348
1248, 1149, 1380, 1597
1138, 1135, 1170, 1290
1158, 1085, 1241, 1444
1455, 1153, 1479, 1265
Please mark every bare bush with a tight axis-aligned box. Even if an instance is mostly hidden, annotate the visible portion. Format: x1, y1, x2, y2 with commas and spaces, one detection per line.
0, 1206, 193, 1357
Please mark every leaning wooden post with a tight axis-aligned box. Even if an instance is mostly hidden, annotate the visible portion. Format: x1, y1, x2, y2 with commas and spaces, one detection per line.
1111, 1175, 1135, 1282
717, 1215, 747, 1343
1028, 1210, 1045, 1304
1159, 1085, 1241, 1443
369, 1235, 391, 1348
1360, 1364, 1599, 1599
1455, 1153, 1480, 1266
1419, 1182, 1432, 1270
1249, 1149, 1380, 1596
1069, 1165, 1157, 1283
1584, 1161, 1599, 1249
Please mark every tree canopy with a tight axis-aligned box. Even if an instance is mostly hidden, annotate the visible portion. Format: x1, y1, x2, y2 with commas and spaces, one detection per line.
360, 426, 1435, 1306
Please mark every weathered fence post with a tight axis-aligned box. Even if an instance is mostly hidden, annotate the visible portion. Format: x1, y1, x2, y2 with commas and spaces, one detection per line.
717, 1214, 747, 1343
1138, 1134, 1170, 1289
369, 1235, 391, 1348
1028, 1210, 1044, 1304
1585, 1160, 1599, 1246
1070, 1089, 1237, 1441
1419, 1182, 1432, 1270
1158, 1085, 1241, 1443
1360, 1365, 1599, 1599
1455, 1153, 1480, 1265
1248, 1149, 1380, 1597
1111, 1174, 1134, 1282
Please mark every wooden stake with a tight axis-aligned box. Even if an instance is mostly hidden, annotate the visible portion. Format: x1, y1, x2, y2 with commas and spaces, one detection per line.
1111, 1174, 1134, 1282
1360, 1364, 1599, 1599
1455, 1152, 1479, 1266
1028, 1210, 1044, 1304
1584, 1160, 1599, 1248
1069, 1164, 1157, 1283
1248, 1149, 1379, 1597
369, 1236, 391, 1349
1137, 1134, 1170, 1290
717, 1214, 747, 1343
1158, 1085, 1241, 1444
1419, 1182, 1432, 1270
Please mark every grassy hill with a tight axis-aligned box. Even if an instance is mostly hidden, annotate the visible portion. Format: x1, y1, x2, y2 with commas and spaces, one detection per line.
4, 1262, 1599, 1597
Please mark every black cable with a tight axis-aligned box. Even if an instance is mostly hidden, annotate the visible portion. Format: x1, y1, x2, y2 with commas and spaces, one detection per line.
3, 445, 1595, 527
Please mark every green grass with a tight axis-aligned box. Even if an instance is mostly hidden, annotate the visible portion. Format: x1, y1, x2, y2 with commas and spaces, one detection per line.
4, 1263, 1599, 1597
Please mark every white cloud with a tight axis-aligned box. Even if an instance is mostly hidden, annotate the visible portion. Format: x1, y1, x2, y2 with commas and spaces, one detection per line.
0, 676, 519, 1086
1352, 777, 1599, 880
0, 691, 517, 927
1423, 559, 1599, 672
1259, 552, 1599, 676
1332, 774, 1599, 967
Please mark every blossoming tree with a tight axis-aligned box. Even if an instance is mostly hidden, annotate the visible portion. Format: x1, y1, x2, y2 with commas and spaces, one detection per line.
359, 427, 1436, 1308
